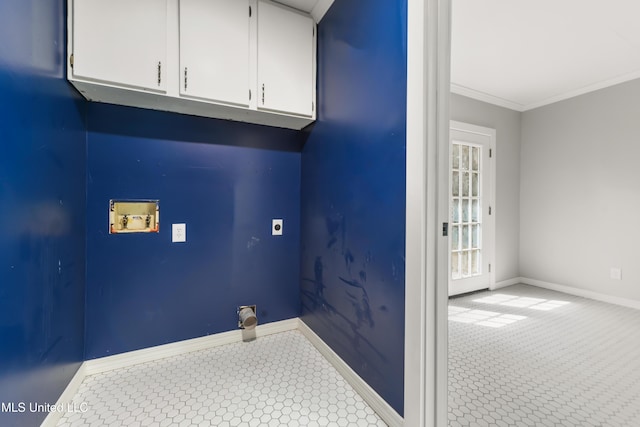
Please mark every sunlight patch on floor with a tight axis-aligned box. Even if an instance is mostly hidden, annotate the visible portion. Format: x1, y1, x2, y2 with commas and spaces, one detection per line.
448, 305, 527, 328
473, 293, 570, 311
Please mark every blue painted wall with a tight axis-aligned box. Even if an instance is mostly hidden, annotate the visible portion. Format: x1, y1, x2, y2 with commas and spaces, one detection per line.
300, 0, 407, 415
85, 103, 304, 359
1, 0, 406, 423
0, 0, 87, 425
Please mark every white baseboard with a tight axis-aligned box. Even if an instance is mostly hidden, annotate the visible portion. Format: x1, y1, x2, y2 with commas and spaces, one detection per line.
491, 277, 522, 290
42, 318, 402, 427
520, 277, 640, 311
41, 363, 87, 427
84, 318, 298, 376
41, 319, 298, 427
297, 319, 404, 427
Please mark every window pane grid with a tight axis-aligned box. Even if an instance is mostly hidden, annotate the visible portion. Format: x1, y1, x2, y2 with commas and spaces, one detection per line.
451, 142, 483, 280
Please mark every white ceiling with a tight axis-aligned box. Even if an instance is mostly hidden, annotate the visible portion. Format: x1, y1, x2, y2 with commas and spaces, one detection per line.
274, 0, 333, 22
451, 0, 640, 111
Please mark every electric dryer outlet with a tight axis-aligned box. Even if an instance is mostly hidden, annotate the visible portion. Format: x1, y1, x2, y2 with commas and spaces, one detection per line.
272, 219, 283, 236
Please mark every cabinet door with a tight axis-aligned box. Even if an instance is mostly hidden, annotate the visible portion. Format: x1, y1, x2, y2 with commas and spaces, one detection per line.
179, 0, 250, 107
72, 0, 167, 92
258, 1, 314, 117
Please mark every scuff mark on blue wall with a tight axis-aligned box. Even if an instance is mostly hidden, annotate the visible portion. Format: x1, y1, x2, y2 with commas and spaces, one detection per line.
300, 0, 407, 414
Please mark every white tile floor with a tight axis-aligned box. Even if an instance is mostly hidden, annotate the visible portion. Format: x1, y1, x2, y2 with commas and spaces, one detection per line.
57, 330, 387, 427
449, 284, 640, 427
58, 284, 640, 427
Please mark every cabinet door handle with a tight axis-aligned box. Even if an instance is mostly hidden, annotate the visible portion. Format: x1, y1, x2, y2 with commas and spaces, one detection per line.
157, 61, 161, 86
184, 67, 188, 91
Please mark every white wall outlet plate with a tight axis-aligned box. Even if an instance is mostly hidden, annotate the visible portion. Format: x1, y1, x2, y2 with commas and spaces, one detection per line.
272, 219, 283, 236
172, 223, 186, 243
610, 267, 622, 280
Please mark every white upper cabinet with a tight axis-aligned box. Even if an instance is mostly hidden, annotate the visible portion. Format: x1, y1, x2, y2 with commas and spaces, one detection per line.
257, 1, 315, 117
72, 0, 167, 92
179, 0, 250, 107
68, 0, 316, 130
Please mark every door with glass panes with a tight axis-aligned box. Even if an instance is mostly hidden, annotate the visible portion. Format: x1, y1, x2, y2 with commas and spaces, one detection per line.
449, 121, 495, 296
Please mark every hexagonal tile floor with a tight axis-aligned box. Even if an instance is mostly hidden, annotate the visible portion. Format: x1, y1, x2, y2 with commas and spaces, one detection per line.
449, 284, 640, 427
57, 330, 387, 427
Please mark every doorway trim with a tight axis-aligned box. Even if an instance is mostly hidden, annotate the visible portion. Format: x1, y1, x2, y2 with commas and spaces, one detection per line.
405, 0, 451, 425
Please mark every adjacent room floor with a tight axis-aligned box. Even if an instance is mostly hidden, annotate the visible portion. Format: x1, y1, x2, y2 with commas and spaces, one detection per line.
448, 284, 640, 427
57, 330, 387, 427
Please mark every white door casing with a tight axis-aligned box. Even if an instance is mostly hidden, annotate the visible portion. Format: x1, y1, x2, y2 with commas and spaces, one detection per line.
449, 121, 495, 296
405, 0, 451, 424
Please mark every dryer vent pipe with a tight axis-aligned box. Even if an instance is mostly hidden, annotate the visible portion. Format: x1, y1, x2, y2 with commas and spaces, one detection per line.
238, 306, 257, 330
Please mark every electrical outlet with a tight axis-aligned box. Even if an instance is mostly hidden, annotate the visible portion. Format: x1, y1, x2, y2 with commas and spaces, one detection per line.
610, 267, 622, 280
172, 223, 186, 243
272, 219, 283, 236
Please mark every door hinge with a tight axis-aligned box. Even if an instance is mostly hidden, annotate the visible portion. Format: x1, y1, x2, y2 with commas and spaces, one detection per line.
70, 53, 74, 68
249, 89, 252, 101
489, 148, 493, 158
489, 206, 492, 215
312, 102, 314, 112
249, 5, 252, 17
184, 67, 188, 91
442, 222, 449, 237
489, 264, 492, 273
157, 61, 161, 86
261, 84, 265, 105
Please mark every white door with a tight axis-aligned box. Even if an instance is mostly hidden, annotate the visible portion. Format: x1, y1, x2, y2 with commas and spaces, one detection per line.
449, 121, 495, 296
72, 0, 167, 92
179, 0, 250, 107
257, 1, 314, 117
